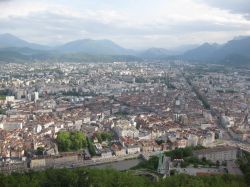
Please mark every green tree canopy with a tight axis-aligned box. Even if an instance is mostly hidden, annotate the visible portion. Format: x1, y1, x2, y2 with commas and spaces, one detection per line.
0, 168, 246, 187
56, 131, 87, 152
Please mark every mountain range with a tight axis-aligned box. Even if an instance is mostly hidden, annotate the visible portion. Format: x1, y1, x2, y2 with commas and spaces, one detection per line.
183, 37, 250, 63
0, 33, 249, 64
0, 34, 49, 50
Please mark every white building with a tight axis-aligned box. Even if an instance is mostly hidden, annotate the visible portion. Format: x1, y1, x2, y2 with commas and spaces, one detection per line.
200, 132, 215, 147
187, 134, 198, 147
0, 122, 23, 131
101, 149, 113, 158
126, 145, 140, 154
5, 96, 15, 102
113, 119, 139, 138
34, 124, 42, 133
193, 146, 238, 162
221, 116, 234, 128
34, 92, 39, 102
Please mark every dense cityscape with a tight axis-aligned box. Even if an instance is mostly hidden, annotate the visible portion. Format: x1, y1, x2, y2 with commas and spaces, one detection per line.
0, 61, 249, 182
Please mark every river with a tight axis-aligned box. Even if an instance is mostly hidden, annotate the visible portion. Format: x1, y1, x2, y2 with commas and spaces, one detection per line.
89, 158, 142, 171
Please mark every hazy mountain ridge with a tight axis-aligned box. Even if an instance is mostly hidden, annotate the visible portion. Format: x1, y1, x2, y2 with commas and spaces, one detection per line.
56, 39, 134, 55
0, 33, 249, 64
0, 34, 140, 62
0, 34, 49, 50
182, 37, 250, 65
183, 43, 221, 60
138, 48, 176, 59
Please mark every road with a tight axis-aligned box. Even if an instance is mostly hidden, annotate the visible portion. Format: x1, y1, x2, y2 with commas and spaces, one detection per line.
31, 151, 163, 171
183, 73, 250, 153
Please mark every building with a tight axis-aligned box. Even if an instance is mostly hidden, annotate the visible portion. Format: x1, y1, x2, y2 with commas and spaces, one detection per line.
113, 120, 139, 138
193, 146, 238, 163
200, 132, 215, 147
101, 148, 113, 158
5, 96, 15, 102
221, 116, 234, 128
174, 138, 187, 148
187, 134, 198, 147
30, 153, 79, 169
126, 144, 140, 154
34, 92, 39, 102
111, 143, 126, 156
139, 140, 154, 153
0, 121, 23, 131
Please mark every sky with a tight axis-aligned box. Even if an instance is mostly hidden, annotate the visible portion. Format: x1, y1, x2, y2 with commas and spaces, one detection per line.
0, 0, 250, 49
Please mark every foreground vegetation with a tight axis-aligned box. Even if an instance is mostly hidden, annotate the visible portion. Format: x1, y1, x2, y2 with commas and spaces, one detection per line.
0, 168, 246, 187
238, 151, 250, 185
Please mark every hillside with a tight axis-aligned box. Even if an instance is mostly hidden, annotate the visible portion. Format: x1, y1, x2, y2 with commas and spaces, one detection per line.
56, 39, 133, 55
0, 33, 49, 50
183, 37, 250, 65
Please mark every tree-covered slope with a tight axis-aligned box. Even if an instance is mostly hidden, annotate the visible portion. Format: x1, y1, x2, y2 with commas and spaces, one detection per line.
0, 167, 246, 187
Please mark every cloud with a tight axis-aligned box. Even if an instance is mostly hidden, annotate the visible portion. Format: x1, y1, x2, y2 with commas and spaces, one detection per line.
0, 0, 249, 48
197, 0, 250, 19
200, 0, 250, 13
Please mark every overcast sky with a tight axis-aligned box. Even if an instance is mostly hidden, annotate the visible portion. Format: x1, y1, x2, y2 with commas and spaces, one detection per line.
0, 0, 250, 49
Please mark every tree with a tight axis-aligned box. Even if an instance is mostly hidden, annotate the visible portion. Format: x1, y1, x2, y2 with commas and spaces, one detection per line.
156, 139, 164, 145
36, 147, 45, 155
0, 168, 247, 187
57, 131, 71, 152
180, 161, 189, 168
95, 132, 113, 143
216, 160, 220, 168
56, 131, 87, 152
96, 133, 102, 143
70, 132, 87, 150
87, 137, 96, 156
202, 157, 207, 163
101, 132, 112, 142
165, 147, 193, 159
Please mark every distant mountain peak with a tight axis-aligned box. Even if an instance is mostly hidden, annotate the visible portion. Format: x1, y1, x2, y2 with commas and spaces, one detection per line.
56, 38, 131, 55
183, 36, 250, 63
0, 33, 17, 38
0, 33, 26, 43
0, 33, 49, 50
